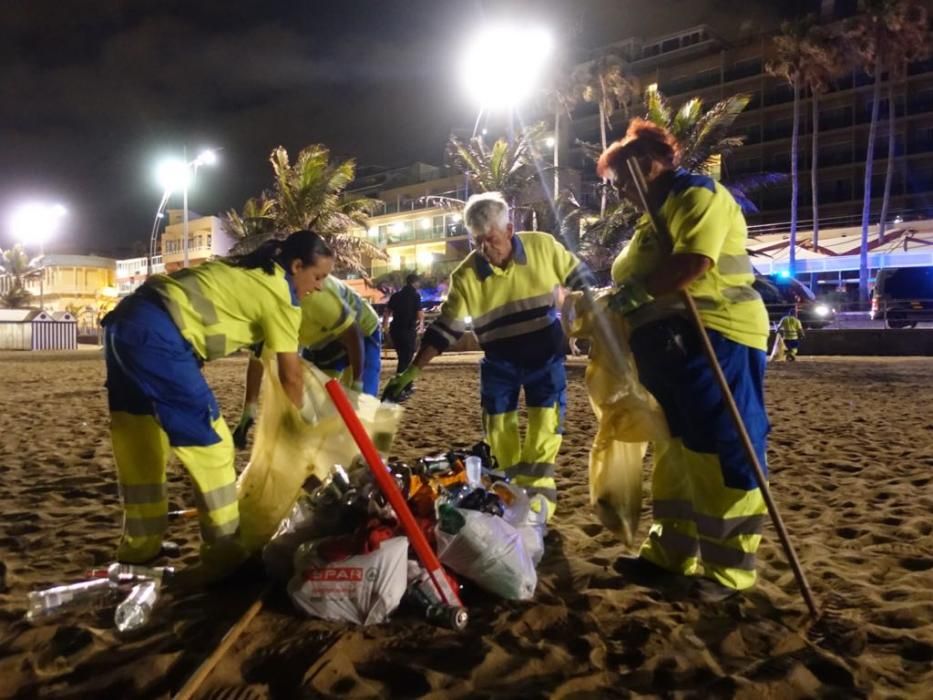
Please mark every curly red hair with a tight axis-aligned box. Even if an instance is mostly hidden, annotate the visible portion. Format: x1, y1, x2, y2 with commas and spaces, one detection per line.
596, 118, 681, 180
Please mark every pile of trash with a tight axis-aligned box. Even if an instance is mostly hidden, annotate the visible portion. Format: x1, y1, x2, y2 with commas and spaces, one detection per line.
264, 443, 548, 628
22, 444, 548, 634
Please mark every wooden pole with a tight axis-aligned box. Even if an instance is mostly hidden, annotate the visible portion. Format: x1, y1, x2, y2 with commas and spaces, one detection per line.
624, 157, 819, 618
173, 593, 266, 700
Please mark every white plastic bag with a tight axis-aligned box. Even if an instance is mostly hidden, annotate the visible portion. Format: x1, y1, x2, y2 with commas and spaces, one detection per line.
495, 483, 547, 566
287, 537, 409, 626
436, 509, 537, 601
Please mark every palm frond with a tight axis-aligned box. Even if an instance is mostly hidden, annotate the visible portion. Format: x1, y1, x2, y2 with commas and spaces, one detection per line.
671, 98, 702, 140
644, 85, 671, 128
681, 93, 750, 172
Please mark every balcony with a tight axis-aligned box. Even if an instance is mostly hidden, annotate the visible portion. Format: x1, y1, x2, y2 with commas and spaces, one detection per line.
723, 59, 762, 83
378, 188, 469, 215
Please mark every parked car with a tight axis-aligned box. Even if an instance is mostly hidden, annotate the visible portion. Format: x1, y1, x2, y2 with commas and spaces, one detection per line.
871, 266, 933, 328
752, 274, 836, 329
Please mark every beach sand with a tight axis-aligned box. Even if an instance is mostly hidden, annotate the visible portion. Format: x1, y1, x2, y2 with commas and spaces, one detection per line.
0, 351, 931, 698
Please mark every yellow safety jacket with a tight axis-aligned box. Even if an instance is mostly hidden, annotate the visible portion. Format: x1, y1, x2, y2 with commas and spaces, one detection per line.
778, 315, 803, 340
611, 169, 770, 351
423, 232, 593, 365
299, 275, 379, 350
145, 261, 301, 361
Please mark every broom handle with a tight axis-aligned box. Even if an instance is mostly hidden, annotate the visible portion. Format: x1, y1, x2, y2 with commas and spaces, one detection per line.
625, 158, 819, 618
324, 380, 463, 608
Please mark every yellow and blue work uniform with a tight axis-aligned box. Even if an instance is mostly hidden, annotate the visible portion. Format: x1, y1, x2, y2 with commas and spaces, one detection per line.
613, 169, 771, 590
102, 261, 300, 569
777, 314, 803, 357
299, 276, 382, 395
423, 232, 594, 518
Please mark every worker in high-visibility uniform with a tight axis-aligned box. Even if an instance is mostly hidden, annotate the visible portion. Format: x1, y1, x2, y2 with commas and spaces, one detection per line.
102, 230, 334, 573
777, 308, 804, 361
597, 119, 771, 599
382, 192, 594, 519
232, 275, 382, 448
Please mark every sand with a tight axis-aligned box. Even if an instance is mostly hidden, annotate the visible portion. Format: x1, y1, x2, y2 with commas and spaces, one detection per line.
0, 350, 931, 698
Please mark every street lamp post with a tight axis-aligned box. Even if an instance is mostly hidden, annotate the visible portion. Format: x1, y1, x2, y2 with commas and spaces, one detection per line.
154, 148, 218, 271
8, 202, 67, 310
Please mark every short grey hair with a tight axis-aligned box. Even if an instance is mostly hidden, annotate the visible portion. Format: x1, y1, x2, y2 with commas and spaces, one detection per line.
463, 192, 509, 235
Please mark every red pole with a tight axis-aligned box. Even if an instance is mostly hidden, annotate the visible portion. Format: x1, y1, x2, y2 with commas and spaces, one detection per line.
324, 379, 463, 608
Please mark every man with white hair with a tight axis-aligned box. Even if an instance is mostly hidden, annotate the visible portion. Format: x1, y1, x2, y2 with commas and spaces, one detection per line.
382, 192, 594, 519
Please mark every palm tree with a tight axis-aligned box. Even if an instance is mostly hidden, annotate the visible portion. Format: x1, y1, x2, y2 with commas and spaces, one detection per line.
541, 69, 580, 201
224, 195, 275, 239
574, 87, 783, 274
643, 87, 751, 175
0, 244, 41, 309
229, 145, 383, 275
573, 49, 638, 215
446, 122, 548, 225
800, 23, 845, 249
767, 18, 812, 278
873, 3, 928, 243
844, 0, 929, 302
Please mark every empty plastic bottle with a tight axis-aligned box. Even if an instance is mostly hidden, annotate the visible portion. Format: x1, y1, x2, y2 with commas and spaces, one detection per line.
106, 563, 174, 585
26, 578, 114, 622
114, 580, 160, 633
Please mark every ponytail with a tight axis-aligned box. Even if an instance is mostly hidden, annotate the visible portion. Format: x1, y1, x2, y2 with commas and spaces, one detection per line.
228, 230, 333, 275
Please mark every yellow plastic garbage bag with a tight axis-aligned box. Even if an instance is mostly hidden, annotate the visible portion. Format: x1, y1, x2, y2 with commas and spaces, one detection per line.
236, 356, 403, 552
563, 290, 669, 547
769, 331, 786, 362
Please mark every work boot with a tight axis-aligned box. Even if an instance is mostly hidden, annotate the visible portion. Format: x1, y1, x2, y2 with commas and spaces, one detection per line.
614, 555, 680, 585
690, 577, 741, 602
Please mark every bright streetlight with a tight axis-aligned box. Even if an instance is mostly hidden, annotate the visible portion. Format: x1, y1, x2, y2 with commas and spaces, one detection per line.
151, 148, 219, 270
8, 201, 67, 310
9, 202, 67, 252
460, 24, 553, 112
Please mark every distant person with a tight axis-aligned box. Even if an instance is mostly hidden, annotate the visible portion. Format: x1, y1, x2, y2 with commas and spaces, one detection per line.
777, 308, 805, 361
101, 230, 331, 575
383, 273, 423, 372
233, 275, 382, 449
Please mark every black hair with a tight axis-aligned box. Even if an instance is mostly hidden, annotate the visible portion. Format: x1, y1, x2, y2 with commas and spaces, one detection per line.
405, 273, 419, 285
228, 230, 333, 275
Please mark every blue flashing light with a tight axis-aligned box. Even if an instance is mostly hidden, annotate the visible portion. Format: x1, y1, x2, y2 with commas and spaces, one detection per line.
777, 270, 791, 280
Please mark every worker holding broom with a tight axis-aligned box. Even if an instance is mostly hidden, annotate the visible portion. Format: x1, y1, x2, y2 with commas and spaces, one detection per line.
382, 192, 594, 520
777, 307, 805, 361
232, 274, 382, 449
102, 230, 333, 575
598, 119, 772, 600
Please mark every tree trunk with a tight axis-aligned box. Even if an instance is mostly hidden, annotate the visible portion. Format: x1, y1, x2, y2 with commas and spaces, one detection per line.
878, 78, 896, 242
599, 101, 608, 217
859, 54, 882, 304
790, 78, 800, 278
811, 92, 820, 250
553, 108, 560, 199
598, 72, 609, 218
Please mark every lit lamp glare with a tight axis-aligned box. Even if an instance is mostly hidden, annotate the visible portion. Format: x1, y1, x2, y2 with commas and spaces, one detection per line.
155, 158, 191, 193
461, 25, 553, 109
9, 202, 67, 249
194, 149, 218, 167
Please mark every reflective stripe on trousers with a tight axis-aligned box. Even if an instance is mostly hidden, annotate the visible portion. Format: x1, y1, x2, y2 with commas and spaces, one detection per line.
480, 355, 566, 520
639, 438, 766, 590
111, 411, 241, 564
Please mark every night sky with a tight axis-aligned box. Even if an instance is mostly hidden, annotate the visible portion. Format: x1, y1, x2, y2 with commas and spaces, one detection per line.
0, 0, 811, 255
